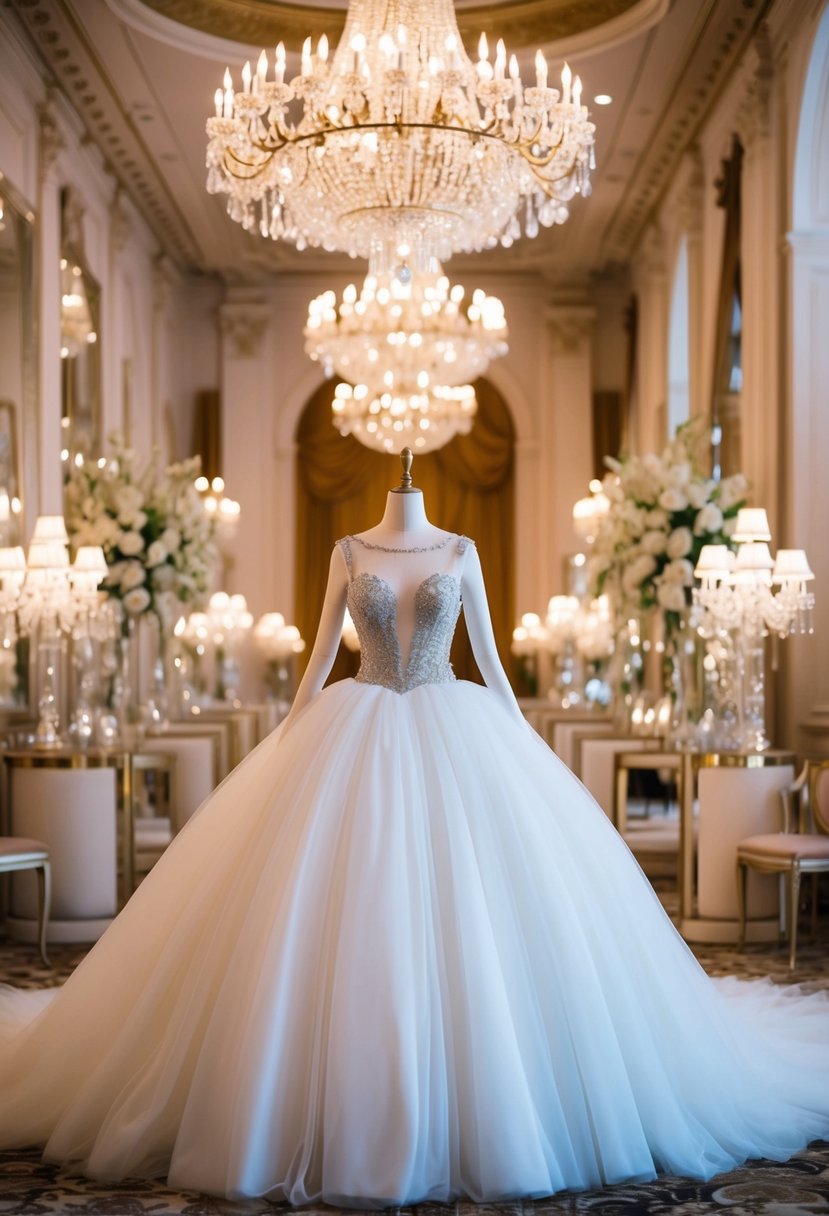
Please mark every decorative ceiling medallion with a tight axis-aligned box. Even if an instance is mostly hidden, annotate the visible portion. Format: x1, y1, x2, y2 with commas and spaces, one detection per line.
139, 0, 652, 53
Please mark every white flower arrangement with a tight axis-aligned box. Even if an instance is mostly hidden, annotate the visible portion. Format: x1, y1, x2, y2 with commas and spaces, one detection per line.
65, 436, 220, 630
588, 421, 748, 633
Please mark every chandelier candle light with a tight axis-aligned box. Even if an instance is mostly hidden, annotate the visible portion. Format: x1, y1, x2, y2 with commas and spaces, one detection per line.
205, 0, 595, 258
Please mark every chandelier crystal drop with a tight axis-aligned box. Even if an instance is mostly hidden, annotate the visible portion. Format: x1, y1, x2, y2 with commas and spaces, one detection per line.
205, 0, 596, 258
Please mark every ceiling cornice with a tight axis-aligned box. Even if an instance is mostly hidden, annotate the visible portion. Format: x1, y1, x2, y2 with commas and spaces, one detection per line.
135, 0, 667, 54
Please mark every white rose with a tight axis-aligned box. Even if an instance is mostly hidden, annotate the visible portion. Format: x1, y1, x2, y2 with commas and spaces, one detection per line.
161, 527, 181, 551
118, 530, 145, 557
123, 587, 151, 615
641, 530, 668, 556
106, 560, 127, 583
718, 473, 748, 510
665, 462, 691, 489
686, 481, 712, 509
657, 583, 688, 612
694, 503, 724, 536
646, 508, 669, 530
146, 540, 168, 568
663, 558, 695, 585
666, 527, 693, 559
120, 561, 146, 591
152, 564, 177, 591
659, 487, 689, 512
113, 485, 144, 520
622, 553, 657, 596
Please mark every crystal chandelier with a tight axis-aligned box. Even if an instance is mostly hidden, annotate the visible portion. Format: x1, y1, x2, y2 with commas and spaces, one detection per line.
693, 508, 816, 751
330, 381, 477, 453
305, 265, 507, 392
303, 243, 507, 452
205, 0, 596, 258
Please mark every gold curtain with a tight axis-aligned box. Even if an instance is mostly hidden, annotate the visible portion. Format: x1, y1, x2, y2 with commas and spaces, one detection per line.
295, 380, 515, 684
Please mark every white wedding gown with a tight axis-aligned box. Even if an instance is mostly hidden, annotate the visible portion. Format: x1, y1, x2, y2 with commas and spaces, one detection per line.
1, 533, 828, 1206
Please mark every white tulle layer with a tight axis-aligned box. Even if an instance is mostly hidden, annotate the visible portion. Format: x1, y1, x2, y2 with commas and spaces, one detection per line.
1, 678, 828, 1205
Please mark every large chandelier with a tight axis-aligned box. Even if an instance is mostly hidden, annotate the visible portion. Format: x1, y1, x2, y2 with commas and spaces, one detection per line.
205, 0, 595, 258
304, 245, 507, 452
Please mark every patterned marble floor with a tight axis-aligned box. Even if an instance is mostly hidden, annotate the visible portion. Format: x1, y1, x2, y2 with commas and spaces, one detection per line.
1, 911, 828, 1216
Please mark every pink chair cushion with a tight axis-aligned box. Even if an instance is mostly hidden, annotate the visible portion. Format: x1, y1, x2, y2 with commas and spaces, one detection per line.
0, 837, 49, 861
738, 833, 829, 860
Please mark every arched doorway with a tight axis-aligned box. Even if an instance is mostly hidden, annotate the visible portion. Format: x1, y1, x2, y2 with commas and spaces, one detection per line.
295, 381, 515, 684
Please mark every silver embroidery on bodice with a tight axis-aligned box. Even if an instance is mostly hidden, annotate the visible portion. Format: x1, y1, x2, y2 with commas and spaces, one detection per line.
338, 536, 473, 694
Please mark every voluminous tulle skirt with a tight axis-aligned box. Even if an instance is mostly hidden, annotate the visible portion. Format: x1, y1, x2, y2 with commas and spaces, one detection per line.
1, 678, 828, 1204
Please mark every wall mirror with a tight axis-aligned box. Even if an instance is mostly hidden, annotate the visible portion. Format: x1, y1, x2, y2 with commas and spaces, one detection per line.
60, 186, 101, 461
0, 172, 35, 712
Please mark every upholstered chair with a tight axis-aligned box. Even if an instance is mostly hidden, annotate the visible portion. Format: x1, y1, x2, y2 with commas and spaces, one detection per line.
736, 759, 829, 969
0, 837, 51, 966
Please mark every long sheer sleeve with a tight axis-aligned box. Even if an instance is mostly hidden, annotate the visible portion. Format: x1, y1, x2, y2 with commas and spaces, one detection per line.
283, 546, 348, 730
460, 544, 525, 726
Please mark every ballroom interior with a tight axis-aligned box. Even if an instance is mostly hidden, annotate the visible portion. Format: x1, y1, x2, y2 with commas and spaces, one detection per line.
1, 0, 829, 1210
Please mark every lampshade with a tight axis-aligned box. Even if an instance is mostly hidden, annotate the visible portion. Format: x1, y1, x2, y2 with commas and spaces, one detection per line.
732, 507, 772, 543
0, 545, 26, 573
32, 514, 69, 545
72, 546, 108, 577
70, 545, 108, 591
0, 545, 26, 594
773, 549, 815, 584
730, 542, 774, 586
546, 595, 579, 624
26, 538, 70, 570
694, 545, 733, 581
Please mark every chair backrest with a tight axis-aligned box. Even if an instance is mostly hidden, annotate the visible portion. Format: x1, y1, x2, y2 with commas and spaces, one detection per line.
808, 758, 829, 835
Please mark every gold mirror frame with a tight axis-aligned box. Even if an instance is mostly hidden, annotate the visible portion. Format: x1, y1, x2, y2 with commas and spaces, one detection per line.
0, 172, 36, 717
60, 186, 102, 462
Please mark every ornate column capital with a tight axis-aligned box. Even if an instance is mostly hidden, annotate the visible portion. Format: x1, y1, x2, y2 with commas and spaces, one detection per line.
37, 93, 63, 180
637, 223, 668, 282
110, 188, 132, 253
546, 305, 596, 354
676, 148, 704, 237
152, 255, 175, 315
737, 24, 773, 150
220, 300, 270, 358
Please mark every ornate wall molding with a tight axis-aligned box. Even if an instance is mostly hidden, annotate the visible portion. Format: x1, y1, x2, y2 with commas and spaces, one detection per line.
220, 302, 270, 359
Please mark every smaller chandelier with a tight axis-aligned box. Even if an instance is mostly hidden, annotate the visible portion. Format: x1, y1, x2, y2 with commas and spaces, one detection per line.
305, 263, 507, 394
331, 382, 477, 453
305, 248, 506, 453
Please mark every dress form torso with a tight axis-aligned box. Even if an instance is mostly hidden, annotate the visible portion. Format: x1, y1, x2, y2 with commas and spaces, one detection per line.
346, 489, 460, 671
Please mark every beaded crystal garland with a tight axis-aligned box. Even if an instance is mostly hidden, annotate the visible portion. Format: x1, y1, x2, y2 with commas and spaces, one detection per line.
204, 0, 596, 258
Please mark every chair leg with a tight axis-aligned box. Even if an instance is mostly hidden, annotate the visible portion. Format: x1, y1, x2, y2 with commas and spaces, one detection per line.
788, 866, 801, 971
736, 861, 747, 951
35, 861, 51, 969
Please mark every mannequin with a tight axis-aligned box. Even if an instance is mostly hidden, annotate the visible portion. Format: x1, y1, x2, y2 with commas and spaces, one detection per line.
285, 448, 524, 728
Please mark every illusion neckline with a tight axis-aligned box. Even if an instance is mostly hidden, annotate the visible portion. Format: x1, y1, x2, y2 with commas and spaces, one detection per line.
349, 533, 455, 555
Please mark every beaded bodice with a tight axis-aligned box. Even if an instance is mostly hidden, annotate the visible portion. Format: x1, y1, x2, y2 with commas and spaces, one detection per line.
338, 535, 473, 694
